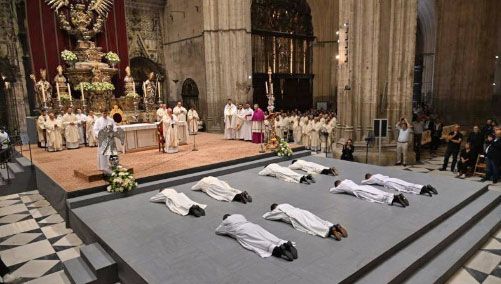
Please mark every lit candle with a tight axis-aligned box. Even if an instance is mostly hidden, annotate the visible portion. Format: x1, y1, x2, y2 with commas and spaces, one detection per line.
56, 82, 61, 101
143, 82, 147, 104
265, 82, 268, 94
41, 83, 46, 103
80, 82, 85, 102
157, 81, 161, 100
67, 83, 72, 101
270, 83, 273, 95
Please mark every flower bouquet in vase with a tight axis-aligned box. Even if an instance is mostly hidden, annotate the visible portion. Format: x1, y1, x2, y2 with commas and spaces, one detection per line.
61, 50, 77, 67
104, 52, 120, 68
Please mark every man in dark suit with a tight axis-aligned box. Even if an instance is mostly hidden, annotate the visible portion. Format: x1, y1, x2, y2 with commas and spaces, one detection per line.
483, 128, 501, 184
440, 124, 463, 172
467, 125, 483, 157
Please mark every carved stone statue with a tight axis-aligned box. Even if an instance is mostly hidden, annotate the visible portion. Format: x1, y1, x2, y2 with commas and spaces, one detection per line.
124, 66, 135, 95
143, 72, 157, 112
30, 69, 53, 110
53, 65, 69, 104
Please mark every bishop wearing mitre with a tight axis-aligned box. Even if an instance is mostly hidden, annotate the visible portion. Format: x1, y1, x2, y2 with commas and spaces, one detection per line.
62, 107, 80, 149
187, 105, 199, 135
173, 101, 188, 145
163, 108, 179, 154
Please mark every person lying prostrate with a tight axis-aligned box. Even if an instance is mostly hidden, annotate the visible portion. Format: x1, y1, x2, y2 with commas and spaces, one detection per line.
191, 176, 252, 203
259, 163, 315, 184
362, 173, 438, 196
150, 188, 206, 217
331, 179, 409, 207
289, 159, 338, 176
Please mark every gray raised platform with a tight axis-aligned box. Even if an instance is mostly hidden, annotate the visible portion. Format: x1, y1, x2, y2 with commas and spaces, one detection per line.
68, 156, 500, 284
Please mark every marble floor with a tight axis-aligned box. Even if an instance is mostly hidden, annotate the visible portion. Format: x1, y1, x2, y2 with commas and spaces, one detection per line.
0, 191, 82, 283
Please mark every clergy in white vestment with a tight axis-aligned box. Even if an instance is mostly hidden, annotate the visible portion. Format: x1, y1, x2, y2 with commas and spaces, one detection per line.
44, 113, 63, 152
173, 101, 188, 145
224, 99, 237, 139
331, 179, 409, 207
263, 203, 348, 240
86, 111, 97, 147
93, 109, 116, 172
301, 117, 311, 149
150, 188, 207, 217
156, 104, 167, 121
215, 214, 297, 261
75, 108, 87, 145
162, 108, 179, 153
259, 163, 313, 184
36, 110, 48, 148
235, 104, 246, 140
275, 116, 283, 140
241, 103, 253, 141
289, 159, 338, 176
191, 176, 252, 203
310, 118, 321, 151
62, 107, 80, 149
293, 116, 302, 144
361, 173, 438, 196
187, 106, 199, 135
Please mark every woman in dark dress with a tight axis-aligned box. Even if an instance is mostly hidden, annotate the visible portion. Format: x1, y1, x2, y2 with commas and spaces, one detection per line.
456, 142, 476, 178
341, 139, 355, 161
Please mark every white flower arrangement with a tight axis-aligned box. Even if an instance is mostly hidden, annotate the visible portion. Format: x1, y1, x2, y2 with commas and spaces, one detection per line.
104, 51, 120, 64
107, 166, 138, 193
61, 50, 77, 62
125, 92, 139, 99
59, 93, 72, 103
75, 82, 115, 92
275, 139, 293, 157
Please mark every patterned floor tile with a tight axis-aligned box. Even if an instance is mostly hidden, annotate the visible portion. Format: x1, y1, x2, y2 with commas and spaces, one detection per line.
39, 214, 64, 224
29, 206, 57, 219
20, 194, 45, 204
0, 194, 19, 201
56, 247, 80, 262
0, 199, 21, 207
0, 203, 28, 217
465, 251, 501, 275
0, 213, 30, 224
11, 259, 59, 278
0, 239, 55, 266
483, 275, 501, 284
52, 233, 83, 247
0, 233, 42, 246
24, 271, 71, 284
41, 222, 73, 239
0, 219, 39, 238
27, 200, 51, 208
447, 268, 480, 284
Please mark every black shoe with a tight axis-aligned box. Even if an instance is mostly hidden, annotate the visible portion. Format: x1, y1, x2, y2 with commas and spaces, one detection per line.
282, 241, 298, 259
242, 191, 252, 203
400, 194, 409, 206
306, 174, 316, 183
420, 186, 432, 197
395, 162, 402, 166
300, 177, 310, 184
234, 193, 247, 204
330, 168, 338, 176
333, 224, 348, 238
273, 246, 293, 261
493, 179, 498, 184
426, 185, 438, 194
189, 205, 205, 217
480, 178, 489, 182
392, 194, 408, 207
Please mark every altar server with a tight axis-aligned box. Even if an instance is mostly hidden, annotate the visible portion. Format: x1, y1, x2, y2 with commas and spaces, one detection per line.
259, 163, 314, 184
263, 203, 348, 241
75, 108, 87, 145
86, 111, 97, 147
289, 159, 338, 176
150, 188, 206, 217
162, 108, 179, 153
36, 110, 48, 148
362, 173, 438, 196
93, 109, 116, 172
173, 101, 188, 145
62, 107, 80, 149
187, 106, 199, 135
191, 176, 252, 203
332, 179, 409, 207
44, 112, 63, 152
224, 99, 237, 139
242, 103, 254, 141
215, 214, 297, 261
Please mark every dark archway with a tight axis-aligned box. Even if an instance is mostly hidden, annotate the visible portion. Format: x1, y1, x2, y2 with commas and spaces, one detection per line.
251, 0, 314, 111
181, 78, 200, 112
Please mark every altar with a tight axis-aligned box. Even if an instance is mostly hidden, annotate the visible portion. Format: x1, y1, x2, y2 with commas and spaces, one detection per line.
116, 123, 158, 153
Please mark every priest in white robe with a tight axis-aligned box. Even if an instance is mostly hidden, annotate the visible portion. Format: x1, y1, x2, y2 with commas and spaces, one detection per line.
215, 214, 297, 261
293, 116, 302, 144
235, 104, 246, 140
331, 179, 409, 207
62, 107, 80, 149
191, 176, 252, 203
93, 109, 116, 172
242, 103, 253, 141
362, 173, 438, 196
263, 203, 348, 240
173, 101, 188, 145
156, 104, 167, 121
259, 163, 313, 184
44, 113, 63, 152
310, 118, 321, 151
301, 117, 311, 149
36, 110, 48, 148
289, 159, 338, 176
162, 108, 179, 153
187, 106, 199, 135
150, 188, 207, 217
75, 108, 87, 145
86, 111, 97, 147
224, 99, 237, 140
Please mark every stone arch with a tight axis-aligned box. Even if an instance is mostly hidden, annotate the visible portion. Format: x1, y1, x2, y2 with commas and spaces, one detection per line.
181, 78, 200, 111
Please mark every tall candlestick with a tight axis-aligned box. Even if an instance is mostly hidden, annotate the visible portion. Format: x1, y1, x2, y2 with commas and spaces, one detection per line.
80, 82, 85, 102
41, 83, 46, 103
67, 83, 72, 101
265, 82, 268, 94
143, 82, 147, 104
270, 83, 273, 95
157, 81, 161, 100
56, 82, 61, 101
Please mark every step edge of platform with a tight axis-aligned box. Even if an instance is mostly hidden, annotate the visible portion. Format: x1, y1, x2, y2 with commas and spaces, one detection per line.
81, 243, 116, 273
63, 256, 98, 284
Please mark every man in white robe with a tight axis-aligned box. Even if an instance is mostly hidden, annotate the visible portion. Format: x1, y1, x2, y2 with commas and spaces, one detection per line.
75, 108, 87, 145
150, 188, 207, 217
331, 179, 409, 207
162, 108, 179, 153
242, 103, 253, 141
173, 101, 188, 145
187, 106, 199, 135
215, 214, 297, 261
36, 110, 48, 148
93, 109, 116, 172
293, 116, 302, 144
259, 163, 314, 184
156, 104, 167, 121
362, 173, 438, 196
191, 176, 252, 203
86, 111, 97, 147
62, 107, 80, 149
289, 159, 338, 176
263, 203, 348, 240
44, 113, 63, 152
224, 99, 237, 139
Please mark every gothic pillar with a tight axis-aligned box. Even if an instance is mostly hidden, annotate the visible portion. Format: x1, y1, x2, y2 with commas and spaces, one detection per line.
203, 0, 252, 132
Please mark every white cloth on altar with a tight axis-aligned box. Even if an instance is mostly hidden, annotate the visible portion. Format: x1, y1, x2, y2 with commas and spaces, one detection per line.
191, 176, 241, 202
361, 174, 423, 195
330, 179, 394, 205
215, 214, 288, 258
93, 116, 116, 171
173, 106, 188, 145
150, 188, 207, 216
258, 163, 304, 184
263, 203, 333, 238
224, 103, 237, 139
289, 160, 328, 174
162, 115, 179, 153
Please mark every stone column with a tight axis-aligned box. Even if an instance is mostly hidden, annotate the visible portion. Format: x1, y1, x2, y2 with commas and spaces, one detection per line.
203, 0, 252, 132
335, 0, 417, 164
